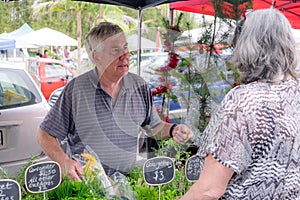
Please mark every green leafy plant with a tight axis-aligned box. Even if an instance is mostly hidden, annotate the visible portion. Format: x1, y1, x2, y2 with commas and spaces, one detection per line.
15, 155, 41, 198
126, 139, 195, 200
47, 177, 106, 200
127, 165, 193, 200
0, 166, 10, 179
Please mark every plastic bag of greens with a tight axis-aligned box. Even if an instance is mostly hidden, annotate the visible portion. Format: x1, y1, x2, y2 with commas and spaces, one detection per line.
72, 145, 117, 199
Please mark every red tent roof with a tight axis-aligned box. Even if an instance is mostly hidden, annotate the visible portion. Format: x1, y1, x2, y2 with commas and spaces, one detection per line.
252, 0, 300, 29
170, 0, 216, 15
170, 0, 300, 29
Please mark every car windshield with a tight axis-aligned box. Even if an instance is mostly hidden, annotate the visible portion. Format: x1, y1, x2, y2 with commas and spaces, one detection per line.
0, 68, 42, 109
45, 63, 73, 78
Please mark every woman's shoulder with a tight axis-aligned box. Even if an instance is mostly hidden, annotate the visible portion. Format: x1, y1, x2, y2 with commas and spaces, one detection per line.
226, 81, 273, 95
223, 78, 300, 105
221, 83, 265, 108
223, 83, 252, 98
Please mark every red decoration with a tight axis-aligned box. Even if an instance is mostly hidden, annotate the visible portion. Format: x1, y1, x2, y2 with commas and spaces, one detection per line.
232, 82, 240, 88
151, 21, 182, 122
155, 53, 180, 74
151, 86, 169, 96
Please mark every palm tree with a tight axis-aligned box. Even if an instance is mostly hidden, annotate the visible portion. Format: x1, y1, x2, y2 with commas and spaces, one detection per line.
31, 0, 147, 72
31, 0, 85, 71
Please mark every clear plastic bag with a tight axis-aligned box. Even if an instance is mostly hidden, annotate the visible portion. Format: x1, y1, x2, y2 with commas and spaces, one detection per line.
110, 171, 137, 200
72, 145, 117, 198
61, 140, 137, 199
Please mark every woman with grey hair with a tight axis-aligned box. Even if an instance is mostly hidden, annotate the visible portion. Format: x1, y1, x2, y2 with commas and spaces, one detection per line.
181, 8, 300, 200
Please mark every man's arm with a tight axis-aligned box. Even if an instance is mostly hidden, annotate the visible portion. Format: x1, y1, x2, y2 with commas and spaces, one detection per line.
36, 128, 83, 181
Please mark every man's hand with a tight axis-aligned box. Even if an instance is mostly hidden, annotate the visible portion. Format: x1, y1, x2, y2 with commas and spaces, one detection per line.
172, 124, 194, 144
60, 158, 83, 182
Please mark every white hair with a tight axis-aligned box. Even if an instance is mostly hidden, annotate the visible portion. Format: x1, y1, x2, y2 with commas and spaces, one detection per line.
85, 22, 123, 64
232, 8, 299, 83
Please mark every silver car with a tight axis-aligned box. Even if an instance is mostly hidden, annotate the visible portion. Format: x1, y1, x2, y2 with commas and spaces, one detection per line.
0, 61, 49, 177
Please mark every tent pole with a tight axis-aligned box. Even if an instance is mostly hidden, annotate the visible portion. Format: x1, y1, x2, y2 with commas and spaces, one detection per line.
170, 8, 174, 26
137, 8, 142, 76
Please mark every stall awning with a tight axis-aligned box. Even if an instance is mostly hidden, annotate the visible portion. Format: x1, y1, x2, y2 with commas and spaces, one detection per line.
170, 0, 300, 29
0, 38, 15, 50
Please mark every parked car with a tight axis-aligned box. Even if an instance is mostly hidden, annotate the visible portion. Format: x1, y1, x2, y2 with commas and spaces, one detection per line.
26, 57, 76, 101
48, 86, 64, 107
0, 61, 50, 177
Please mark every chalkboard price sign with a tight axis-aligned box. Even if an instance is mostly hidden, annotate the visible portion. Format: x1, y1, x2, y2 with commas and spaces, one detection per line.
0, 179, 21, 200
143, 156, 174, 185
185, 155, 203, 182
25, 161, 61, 193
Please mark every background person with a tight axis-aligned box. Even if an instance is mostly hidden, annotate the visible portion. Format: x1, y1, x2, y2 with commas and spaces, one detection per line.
64, 46, 71, 63
36, 49, 42, 57
52, 48, 59, 59
42, 49, 49, 58
36, 22, 194, 181
181, 8, 300, 200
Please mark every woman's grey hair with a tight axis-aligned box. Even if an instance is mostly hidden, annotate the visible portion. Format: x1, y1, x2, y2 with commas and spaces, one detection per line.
231, 19, 245, 48
85, 22, 124, 63
232, 8, 299, 83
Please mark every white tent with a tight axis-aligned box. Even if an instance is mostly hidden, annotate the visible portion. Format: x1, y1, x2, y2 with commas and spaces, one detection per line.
292, 28, 300, 45
0, 23, 37, 48
17, 27, 78, 47
178, 27, 300, 47
177, 23, 233, 45
127, 34, 156, 51
10, 23, 34, 38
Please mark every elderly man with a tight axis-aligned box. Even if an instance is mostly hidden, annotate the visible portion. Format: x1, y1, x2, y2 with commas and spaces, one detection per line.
37, 22, 194, 181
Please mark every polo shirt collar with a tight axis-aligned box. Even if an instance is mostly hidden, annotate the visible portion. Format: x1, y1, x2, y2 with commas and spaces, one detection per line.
88, 66, 132, 91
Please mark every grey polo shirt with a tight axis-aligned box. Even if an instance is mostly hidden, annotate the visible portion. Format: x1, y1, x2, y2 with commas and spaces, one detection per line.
40, 67, 161, 176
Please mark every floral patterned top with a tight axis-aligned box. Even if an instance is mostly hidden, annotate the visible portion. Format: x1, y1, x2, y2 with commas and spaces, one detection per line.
197, 78, 300, 199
